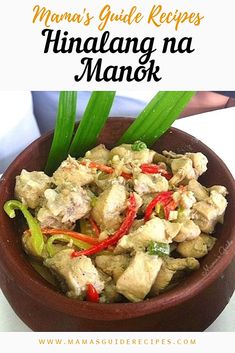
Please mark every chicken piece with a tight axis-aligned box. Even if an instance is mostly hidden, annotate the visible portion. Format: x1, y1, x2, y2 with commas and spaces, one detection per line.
37, 185, 91, 229
173, 190, 196, 209
95, 254, 131, 282
163, 221, 182, 239
192, 191, 228, 233
188, 179, 209, 201
209, 190, 228, 215
153, 152, 170, 165
44, 249, 104, 299
15, 169, 51, 209
185, 152, 208, 178
110, 144, 155, 164
150, 256, 199, 295
209, 185, 228, 197
94, 174, 125, 191
133, 174, 169, 195
177, 234, 216, 258
85, 144, 110, 164
165, 256, 200, 271
116, 252, 163, 302
180, 191, 197, 209
53, 156, 94, 187
169, 153, 208, 186
192, 202, 218, 233
173, 220, 201, 242
170, 157, 196, 186
114, 218, 179, 254
36, 207, 74, 229
91, 184, 127, 231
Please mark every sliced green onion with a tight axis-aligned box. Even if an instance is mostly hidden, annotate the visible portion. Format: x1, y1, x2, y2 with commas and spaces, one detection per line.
69, 91, 115, 157
148, 241, 170, 257
131, 140, 147, 151
46, 234, 91, 257
45, 91, 77, 175
4, 200, 44, 257
118, 91, 195, 146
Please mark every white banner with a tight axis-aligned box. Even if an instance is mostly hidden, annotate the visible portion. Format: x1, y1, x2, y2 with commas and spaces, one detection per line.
0, 332, 235, 353
0, 0, 234, 90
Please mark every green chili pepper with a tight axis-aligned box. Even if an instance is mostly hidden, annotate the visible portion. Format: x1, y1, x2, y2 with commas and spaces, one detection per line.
4, 200, 44, 257
131, 140, 147, 151
46, 234, 91, 257
148, 241, 170, 257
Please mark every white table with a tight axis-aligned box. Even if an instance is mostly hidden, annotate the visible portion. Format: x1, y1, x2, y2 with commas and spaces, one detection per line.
0, 106, 234, 331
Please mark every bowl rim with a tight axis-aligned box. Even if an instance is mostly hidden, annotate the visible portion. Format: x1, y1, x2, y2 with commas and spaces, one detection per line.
0, 117, 235, 321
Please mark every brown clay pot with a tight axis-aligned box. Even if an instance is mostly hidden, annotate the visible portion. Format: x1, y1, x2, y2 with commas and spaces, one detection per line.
0, 118, 234, 332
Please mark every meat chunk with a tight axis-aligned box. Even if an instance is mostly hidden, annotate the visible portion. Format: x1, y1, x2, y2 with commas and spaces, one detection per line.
85, 144, 110, 164
91, 184, 127, 231
173, 220, 201, 242
94, 174, 125, 192
179, 191, 197, 209
95, 254, 131, 282
177, 234, 216, 258
37, 185, 91, 229
15, 169, 51, 209
53, 156, 94, 187
209, 185, 228, 197
169, 152, 208, 186
110, 144, 155, 164
192, 190, 228, 233
188, 179, 209, 201
186, 152, 208, 177
116, 252, 163, 302
150, 256, 199, 295
115, 218, 180, 254
133, 174, 168, 195
170, 157, 196, 186
44, 249, 104, 299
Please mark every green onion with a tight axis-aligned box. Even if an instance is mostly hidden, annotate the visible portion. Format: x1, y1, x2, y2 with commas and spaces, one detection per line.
46, 234, 91, 257
148, 241, 170, 257
45, 91, 77, 175
131, 140, 147, 151
69, 91, 115, 157
4, 200, 44, 257
118, 91, 195, 146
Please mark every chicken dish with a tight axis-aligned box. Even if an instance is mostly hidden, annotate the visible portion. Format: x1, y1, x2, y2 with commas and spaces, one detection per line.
7, 142, 228, 303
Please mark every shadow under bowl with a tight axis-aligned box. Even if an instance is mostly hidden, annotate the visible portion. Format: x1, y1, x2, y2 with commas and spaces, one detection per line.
0, 118, 235, 331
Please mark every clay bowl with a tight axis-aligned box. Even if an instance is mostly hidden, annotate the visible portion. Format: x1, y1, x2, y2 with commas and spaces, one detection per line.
0, 117, 235, 332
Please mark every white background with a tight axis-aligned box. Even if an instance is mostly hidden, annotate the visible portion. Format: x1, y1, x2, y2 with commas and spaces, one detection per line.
0, 0, 235, 89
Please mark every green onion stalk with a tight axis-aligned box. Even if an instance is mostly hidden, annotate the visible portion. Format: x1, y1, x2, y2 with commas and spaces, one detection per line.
4, 200, 44, 257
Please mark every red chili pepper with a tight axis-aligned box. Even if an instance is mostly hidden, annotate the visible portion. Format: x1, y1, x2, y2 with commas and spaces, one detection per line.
80, 160, 132, 180
144, 191, 174, 222
88, 217, 100, 237
41, 228, 99, 245
80, 160, 114, 174
140, 164, 172, 180
71, 193, 137, 258
120, 171, 133, 180
86, 283, 99, 303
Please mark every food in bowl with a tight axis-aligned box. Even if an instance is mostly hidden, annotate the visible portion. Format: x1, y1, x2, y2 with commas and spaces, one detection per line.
0, 116, 234, 332
4, 141, 228, 304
